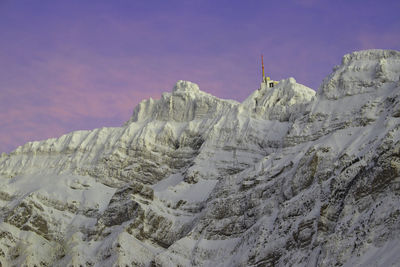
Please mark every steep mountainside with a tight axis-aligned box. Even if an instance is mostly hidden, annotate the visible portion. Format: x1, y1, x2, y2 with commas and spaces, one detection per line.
0, 49, 400, 266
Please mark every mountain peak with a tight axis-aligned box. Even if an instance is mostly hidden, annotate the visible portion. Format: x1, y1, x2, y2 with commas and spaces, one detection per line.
341, 49, 400, 64
172, 80, 200, 93
127, 80, 238, 123
319, 49, 400, 99
242, 77, 315, 121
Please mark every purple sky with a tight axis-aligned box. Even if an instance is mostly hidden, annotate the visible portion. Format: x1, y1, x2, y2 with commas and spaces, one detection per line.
1, 0, 399, 153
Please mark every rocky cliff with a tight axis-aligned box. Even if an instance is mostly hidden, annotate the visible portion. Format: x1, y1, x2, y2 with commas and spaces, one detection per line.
0, 49, 400, 266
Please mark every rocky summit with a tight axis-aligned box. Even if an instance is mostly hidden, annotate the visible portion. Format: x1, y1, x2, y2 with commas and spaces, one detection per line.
1, 49, 400, 266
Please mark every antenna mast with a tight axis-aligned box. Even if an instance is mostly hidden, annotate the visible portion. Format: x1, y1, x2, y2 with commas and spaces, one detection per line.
261, 54, 265, 83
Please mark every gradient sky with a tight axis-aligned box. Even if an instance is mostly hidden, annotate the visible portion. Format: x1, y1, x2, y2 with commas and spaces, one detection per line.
1, 0, 399, 153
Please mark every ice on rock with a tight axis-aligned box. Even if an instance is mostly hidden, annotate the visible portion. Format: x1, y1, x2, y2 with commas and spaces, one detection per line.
319, 49, 400, 99
243, 77, 316, 121
172, 80, 200, 93
127, 80, 238, 123
0, 49, 400, 266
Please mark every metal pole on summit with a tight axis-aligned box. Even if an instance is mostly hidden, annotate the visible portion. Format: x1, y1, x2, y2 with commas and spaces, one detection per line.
261, 54, 265, 83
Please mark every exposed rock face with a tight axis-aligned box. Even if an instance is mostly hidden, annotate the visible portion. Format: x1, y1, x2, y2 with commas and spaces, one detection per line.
127, 80, 238, 123
243, 77, 315, 121
319, 49, 400, 99
0, 49, 400, 266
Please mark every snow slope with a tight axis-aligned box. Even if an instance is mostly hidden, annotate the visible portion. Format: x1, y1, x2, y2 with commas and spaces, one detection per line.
0, 49, 400, 266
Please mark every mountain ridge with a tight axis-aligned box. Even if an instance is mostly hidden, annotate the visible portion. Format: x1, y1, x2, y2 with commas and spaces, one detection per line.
0, 49, 400, 266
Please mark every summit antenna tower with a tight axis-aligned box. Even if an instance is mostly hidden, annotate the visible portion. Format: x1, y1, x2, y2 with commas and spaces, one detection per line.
260, 54, 278, 89
261, 54, 265, 83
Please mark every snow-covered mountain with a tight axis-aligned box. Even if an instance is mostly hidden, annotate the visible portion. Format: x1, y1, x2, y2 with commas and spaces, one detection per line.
1, 49, 400, 266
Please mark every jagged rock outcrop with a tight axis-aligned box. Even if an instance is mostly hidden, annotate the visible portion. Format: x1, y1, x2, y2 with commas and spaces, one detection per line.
243, 77, 315, 121
0, 49, 400, 266
127, 80, 238, 123
319, 49, 400, 99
